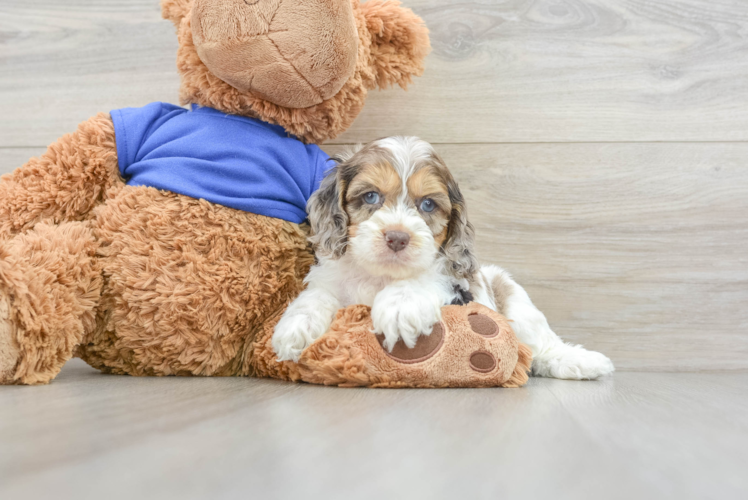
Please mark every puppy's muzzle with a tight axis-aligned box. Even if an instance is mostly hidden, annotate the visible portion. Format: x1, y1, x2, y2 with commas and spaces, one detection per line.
385, 231, 410, 252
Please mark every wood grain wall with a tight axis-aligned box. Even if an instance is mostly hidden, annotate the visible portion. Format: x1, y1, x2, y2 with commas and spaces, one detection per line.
1, 0, 746, 371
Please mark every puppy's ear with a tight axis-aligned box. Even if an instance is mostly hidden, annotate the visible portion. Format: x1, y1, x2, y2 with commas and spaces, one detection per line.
360, 0, 431, 90
441, 168, 479, 282
307, 163, 349, 259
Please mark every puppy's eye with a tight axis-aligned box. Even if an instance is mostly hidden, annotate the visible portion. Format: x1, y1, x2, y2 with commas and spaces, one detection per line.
420, 198, 436, 212
363, 192, 380, 205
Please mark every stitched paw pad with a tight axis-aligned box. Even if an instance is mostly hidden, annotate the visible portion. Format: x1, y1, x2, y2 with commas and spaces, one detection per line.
375, 322, 445, 363
374, 308, 508, 375
369, 303, 530, 387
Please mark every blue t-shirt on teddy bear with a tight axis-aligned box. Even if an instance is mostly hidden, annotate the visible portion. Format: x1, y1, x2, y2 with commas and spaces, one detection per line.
110, 102, 330, 224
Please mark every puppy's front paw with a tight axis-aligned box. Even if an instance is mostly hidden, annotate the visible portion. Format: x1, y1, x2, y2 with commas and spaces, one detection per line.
532, 344, 614, 380
371, 289, 442, 352
272, 312, 331, 363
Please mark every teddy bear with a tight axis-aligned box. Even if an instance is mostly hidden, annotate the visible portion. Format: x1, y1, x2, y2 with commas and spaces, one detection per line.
0, 0, 530, 388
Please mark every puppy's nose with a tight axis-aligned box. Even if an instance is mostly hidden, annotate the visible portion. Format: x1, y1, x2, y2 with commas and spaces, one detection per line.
385, 231, 410, 252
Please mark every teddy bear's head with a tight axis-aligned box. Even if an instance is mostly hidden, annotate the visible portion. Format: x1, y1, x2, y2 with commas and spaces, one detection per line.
161, 0, 430, 143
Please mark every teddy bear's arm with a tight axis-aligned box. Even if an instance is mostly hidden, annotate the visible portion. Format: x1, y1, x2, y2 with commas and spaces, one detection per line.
0, 113, 122, 239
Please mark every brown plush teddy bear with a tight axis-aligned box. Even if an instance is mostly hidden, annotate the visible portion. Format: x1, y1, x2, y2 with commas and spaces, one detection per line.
0, 0, 530, 388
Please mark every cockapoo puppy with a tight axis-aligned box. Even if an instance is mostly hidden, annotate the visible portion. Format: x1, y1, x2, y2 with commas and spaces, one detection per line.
272, 137, 614, 379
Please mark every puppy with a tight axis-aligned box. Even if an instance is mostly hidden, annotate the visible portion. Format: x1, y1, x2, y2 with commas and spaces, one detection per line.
272, 137, 614, 379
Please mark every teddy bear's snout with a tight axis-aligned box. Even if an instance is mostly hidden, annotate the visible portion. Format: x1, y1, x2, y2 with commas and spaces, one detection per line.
190, 0, 359, 108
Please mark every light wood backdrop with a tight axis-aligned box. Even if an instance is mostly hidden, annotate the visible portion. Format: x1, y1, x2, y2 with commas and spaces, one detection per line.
1, 0, 746, 371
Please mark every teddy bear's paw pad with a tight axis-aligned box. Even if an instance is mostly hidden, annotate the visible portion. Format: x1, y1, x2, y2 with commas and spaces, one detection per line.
468, 313, 499, 338
375, 322, 445, 364
469, 350, 497, 373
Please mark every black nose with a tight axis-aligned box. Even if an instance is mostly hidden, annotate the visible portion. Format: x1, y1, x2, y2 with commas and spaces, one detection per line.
385, 231, 410, 252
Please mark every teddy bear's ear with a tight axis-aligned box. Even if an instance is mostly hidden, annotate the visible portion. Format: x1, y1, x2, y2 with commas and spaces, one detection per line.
161, 0, 192, 26
360, 0, 431, 90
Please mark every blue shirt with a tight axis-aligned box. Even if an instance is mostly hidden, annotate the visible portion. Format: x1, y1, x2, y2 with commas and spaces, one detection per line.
110, 102, 330, 223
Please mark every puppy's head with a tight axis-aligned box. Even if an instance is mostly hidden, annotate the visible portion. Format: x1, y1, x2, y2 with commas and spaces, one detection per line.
308, 137, 478, 281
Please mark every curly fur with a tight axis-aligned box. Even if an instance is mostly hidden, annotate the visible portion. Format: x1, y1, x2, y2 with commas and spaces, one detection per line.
78, 187, 314, 377
0, 222, 103, 385
361, 0, 431, 89
306, 167, 350, 258
441, 175, 479, 282
0, 113, 120, 239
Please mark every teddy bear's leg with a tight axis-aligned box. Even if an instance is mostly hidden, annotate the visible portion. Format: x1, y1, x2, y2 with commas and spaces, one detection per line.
481, 265, 614, 380
0, 222, 102, 385
0, 113, 121, 240
75, 187, 312, 379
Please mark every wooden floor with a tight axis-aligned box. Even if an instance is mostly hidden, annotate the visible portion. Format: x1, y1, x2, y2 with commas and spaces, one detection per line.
0, 360, 745, 499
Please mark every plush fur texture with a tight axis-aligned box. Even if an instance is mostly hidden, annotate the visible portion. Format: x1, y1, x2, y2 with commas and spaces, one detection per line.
0, 113, 120, 239
78, 187, 313, 377
0, 222, 102, 385
362, 0, 431, 90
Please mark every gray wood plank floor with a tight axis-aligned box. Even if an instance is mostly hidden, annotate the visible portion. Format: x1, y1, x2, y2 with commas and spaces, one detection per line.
1, 360, 746, 500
